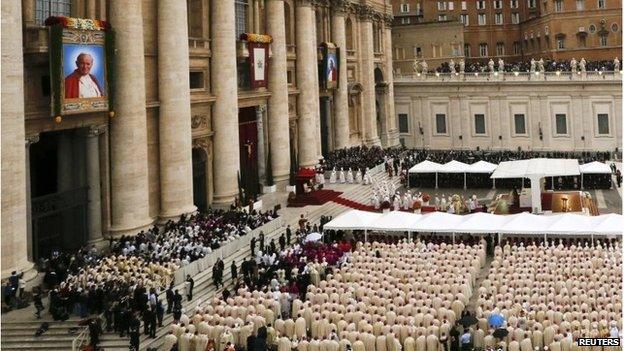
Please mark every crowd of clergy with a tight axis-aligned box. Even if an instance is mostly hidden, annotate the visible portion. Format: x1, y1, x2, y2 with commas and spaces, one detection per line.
323, 146, 406, 178
473, 238, 622, 351
44, 208, 278, 322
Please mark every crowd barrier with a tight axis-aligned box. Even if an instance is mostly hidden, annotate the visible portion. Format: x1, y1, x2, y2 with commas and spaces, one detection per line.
172, 217, 283, 285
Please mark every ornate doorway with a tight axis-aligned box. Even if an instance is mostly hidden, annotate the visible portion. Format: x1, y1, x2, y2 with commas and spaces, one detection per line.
238, 107, 260, 201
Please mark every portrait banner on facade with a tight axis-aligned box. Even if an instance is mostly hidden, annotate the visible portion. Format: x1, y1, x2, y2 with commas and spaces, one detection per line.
322, 42, 339, 90
46, 16, 114, 117
241, 33, 272, 89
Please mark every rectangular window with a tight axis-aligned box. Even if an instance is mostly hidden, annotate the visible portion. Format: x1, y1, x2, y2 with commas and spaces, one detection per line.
557, 38, 565, 49
460, 14, 469, 25
496, 42, 505, 55
513, 41, 521, 54
414, 46, 422, 58
36, 0, 72, 25
510, 0, 519, 8
436, 114, 447, 134
555, 0, 563, 12
597, 114, 609, 134
527, 0, 536, 8
478, 13, 487, 25
438, 14, 447, 21
477, 1, 486, 9
479, 43, 488, 56
495, 13, 503, 24
494, 0, 503, 9
448, 2, 455, 10
514, 114, 526, 134
462, 1, 467, 10
399, 114, 409, 133
438, 1, 447, 10
464, 43, 471, 57
555, 114, 567, 135
452, 45, 460, 56
401, 17, 411, 24
576, 0, 585, 10
474, 114, 486, 134
600, 34, 608, 46
598, 0, 605, 9
189, 71, 204, 89
235, 0, 248, 39
401, 3, 410, 12
511, 12, 520, 24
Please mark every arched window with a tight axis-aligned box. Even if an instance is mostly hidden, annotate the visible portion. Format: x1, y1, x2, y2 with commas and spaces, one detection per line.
346, 18, 354, 51
284, 1, 293, 46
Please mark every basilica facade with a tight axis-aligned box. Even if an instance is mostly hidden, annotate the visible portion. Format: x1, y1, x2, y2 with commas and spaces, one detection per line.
0, 0, 398, 279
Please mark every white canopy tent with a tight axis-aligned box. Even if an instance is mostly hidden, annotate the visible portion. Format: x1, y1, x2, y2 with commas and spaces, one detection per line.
466, 160, 499, 173
440, 160, 470, 189
408, 160, 443, 188
491, 159, 580, 213
322, 209, 622, 239
579, 161, 612, 189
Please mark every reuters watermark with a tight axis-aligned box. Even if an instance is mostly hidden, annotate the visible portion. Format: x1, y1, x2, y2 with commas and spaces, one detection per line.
577, 338, 621, 347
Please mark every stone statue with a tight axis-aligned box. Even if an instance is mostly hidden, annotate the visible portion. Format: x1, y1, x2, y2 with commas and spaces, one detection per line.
530, 58, 536, 72
579, 58, 586, 72
449, 59, 456, 74
614, 57, 620, 72
488, 59, 495, 72
421, 60, 428, 74
459, 59, 465, 73
497, 58, 504, 72
412, 59, 419, 73
570, 58, 577, 73
538, 58, 545, 72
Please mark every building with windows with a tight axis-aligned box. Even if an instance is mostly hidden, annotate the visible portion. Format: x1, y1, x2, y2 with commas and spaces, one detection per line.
1, 0, 398, 279
392, 0, 621, 63
394, 72, 621, 152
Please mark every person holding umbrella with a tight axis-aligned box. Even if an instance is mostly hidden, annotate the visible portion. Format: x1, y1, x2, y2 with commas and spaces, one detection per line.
488, 313, 505, 329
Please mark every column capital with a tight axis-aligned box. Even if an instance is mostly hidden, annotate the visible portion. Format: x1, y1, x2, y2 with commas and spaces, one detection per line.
382, 14, 394, 27
330, 0, 350, 14
356, 4, 378, 21
295, 0, 314, 8
25, 133, 40, 146
82, 125, 107, 137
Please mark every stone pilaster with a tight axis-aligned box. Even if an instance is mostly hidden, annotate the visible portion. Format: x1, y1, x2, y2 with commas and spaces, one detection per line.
1, 0, 34, 279
331, 0, 350, 150
211, 0, 241, 205
256, 105, 266, 184
86, 0, 97, 18
266, 0, 291, 184
295, 0, 321, 167
358, 5, 380, 146
84, 126, 105, 242
25, 134, 39, 263
22, 0, 35, 27
109, 0, 153, 234
383, 20, 399, 146
158, 0, 197, 219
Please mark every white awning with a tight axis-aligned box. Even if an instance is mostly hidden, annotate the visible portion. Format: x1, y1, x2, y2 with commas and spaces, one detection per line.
498, 212, 559, 235
466, 160, 499, 174
545, 214, 593, 234
491, 158, 580, 179
589, 213, 624, 236
408, 160, 442, 173
440, 160, 470, 173
368, 211, 423, 232
322, 210, 382, 230
454, 212, 514, 233
579, 161, 612, 174
411, 212, 466, 233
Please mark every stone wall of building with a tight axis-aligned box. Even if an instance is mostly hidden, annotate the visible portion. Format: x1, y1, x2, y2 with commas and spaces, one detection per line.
394, 72, 622, 152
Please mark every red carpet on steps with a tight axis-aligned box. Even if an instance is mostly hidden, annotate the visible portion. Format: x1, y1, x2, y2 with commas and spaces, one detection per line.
287, 189, 343, 207
332, 196, 378, 212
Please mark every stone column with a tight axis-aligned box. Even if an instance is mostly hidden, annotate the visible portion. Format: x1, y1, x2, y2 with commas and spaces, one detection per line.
86, 0, 97, 18
331, 0, 350, 149
253, 0, 261, 33
266, 0, 290, 184
211, 0, 241, 205
158, 0, 197, 219
22, 0, 35, 27
295, 0, 321, 167
109, 0, 152, 234
1, 0, 34, 279
256, 105, 266, 184
358, 5, 380, 145
383, 22, 399, 146
25, 134, 39, 262
84, 126, 104, 242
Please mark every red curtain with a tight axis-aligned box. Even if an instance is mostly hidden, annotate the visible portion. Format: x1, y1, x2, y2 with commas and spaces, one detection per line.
238, 107, 259, 200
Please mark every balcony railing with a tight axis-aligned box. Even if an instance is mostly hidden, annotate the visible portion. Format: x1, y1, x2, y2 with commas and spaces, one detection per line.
394, 70, 623, 82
